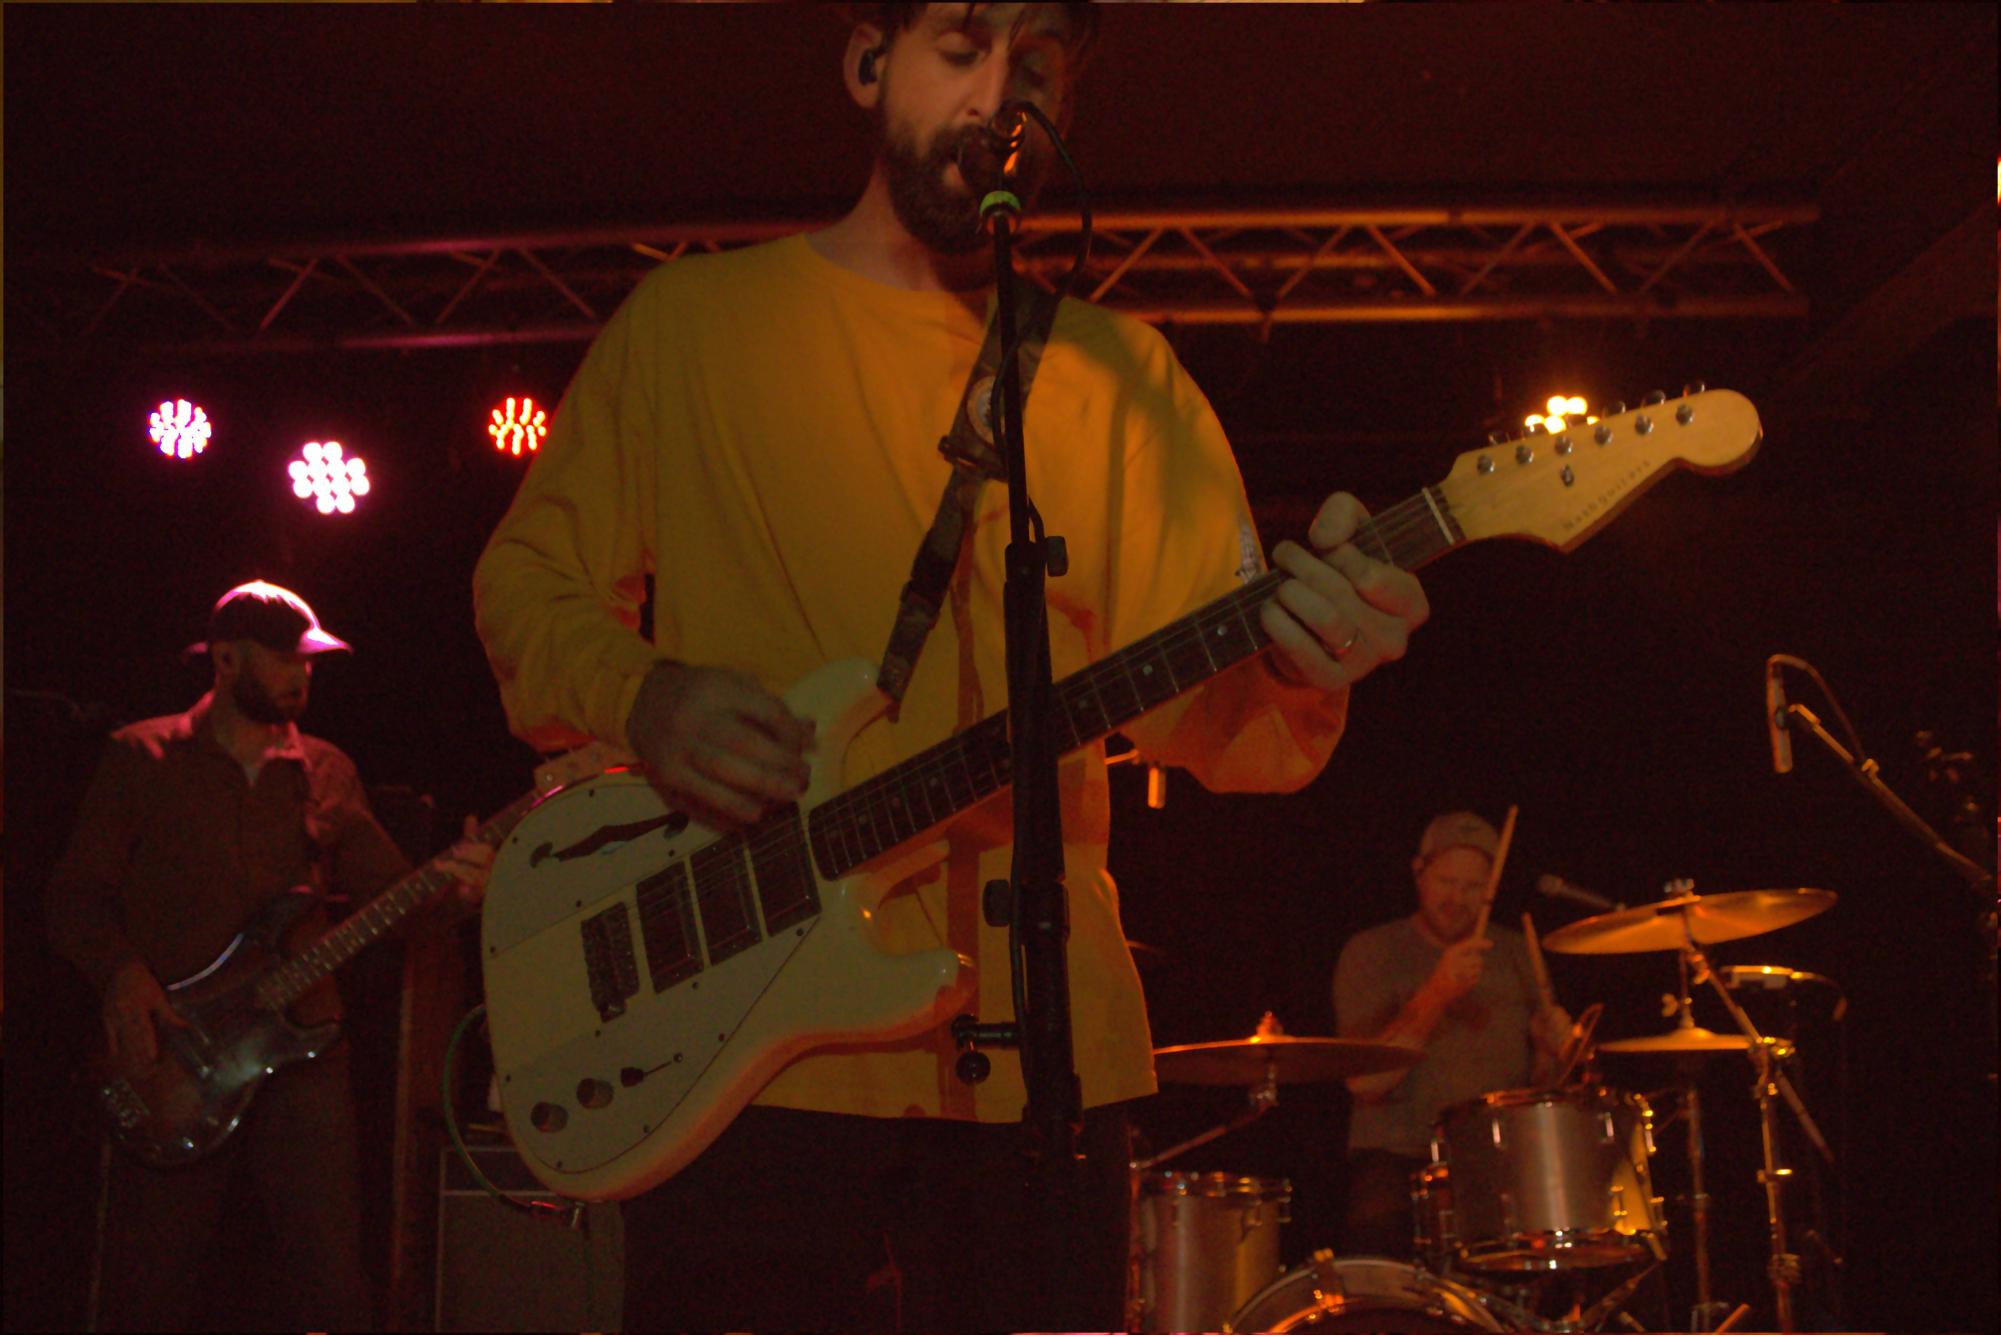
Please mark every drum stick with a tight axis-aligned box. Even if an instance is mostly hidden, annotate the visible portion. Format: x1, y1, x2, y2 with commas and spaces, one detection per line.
1521, 912, 1557, 1010
1470, 804, 1518, 940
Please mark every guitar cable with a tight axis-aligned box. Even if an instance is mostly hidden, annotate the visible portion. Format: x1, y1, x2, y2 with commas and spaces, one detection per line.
442, 1004, 603, 1323
442, 1003, 588, 1228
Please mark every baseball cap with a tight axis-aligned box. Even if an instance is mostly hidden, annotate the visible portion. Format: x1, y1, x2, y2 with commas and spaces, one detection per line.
187, 580, 351, 657
1417, 810, 1499, 863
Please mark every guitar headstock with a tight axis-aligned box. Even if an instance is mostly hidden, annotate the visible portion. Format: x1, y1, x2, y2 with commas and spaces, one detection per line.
1438, 388, 1760, 551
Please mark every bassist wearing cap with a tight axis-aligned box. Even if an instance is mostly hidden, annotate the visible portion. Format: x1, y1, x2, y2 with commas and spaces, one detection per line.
45, 581, 493, 1333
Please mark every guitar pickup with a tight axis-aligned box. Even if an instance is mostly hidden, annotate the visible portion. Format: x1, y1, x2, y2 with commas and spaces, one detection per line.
579, 904, 641, 1023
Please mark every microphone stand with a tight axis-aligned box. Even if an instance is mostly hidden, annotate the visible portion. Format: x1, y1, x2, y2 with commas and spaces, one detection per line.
1780, 702, 1994, 898
979, 157, 1083, 1170
1780, 700, 1998, 1088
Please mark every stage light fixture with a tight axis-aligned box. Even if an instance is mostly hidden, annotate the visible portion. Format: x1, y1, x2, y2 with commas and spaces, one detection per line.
1525, 394, 1598, 435
288, 440, 372, 515
149, 399, 212, 459
489, 395, 549, 457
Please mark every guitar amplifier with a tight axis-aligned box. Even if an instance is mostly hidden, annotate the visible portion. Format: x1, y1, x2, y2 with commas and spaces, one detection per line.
434, 1141, 623, 1332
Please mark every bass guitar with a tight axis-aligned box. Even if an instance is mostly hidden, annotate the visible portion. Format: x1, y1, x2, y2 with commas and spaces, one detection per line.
480, 388, 1762, 1201
89, 746, 614, 1166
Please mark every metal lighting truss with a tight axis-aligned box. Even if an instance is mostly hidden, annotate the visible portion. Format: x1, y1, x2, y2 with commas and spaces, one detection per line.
16, 199, 1813, 356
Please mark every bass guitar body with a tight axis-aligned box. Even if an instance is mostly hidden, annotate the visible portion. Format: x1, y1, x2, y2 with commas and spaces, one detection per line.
87, 892, 340, 1168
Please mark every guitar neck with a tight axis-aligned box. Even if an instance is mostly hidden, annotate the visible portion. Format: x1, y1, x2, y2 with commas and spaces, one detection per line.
807, 486, 1463, 879
258, 788, 543, 1011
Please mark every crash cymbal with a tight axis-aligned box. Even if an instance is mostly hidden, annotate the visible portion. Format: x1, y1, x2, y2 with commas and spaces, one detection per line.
1541, 889, 1837, 955
1154, 1035, 1422, 1086
1599, 1025, 1757, 1055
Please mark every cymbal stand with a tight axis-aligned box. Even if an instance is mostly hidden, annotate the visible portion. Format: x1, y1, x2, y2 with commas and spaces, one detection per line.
1665, 949, 1730, 1332
1131, 1061, 1280, 1172
1684, 927, 1834, 1335
1124, 1065, 1279, 1335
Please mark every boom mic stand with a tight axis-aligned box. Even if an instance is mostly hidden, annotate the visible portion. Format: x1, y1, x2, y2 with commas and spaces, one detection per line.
1771, 656, 1997, 1087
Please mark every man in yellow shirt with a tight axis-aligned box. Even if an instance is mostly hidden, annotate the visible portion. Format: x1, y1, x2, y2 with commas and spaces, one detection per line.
473, 4, 1429, 1328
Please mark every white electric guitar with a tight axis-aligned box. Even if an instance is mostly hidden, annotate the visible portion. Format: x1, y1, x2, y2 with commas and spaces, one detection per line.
481, 388, 1762, 1201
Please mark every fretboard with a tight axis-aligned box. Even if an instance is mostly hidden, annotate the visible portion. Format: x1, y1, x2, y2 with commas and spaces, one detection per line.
255, 788, 544, 1011
806, 487, 1463, 879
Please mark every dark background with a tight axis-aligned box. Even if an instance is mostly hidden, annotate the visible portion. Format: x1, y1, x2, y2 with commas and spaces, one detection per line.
6, 5, 1995, 1331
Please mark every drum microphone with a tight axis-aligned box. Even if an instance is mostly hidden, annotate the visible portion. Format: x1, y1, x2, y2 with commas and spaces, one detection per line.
1765, 656, 1793, 774
1535, 874, 1620, 912
1720, 965, 1837, 991
1721, 964, 1847, 1018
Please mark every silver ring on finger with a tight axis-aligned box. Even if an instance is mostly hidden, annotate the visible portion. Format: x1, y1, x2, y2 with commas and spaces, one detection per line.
1331, 625, 1363, 658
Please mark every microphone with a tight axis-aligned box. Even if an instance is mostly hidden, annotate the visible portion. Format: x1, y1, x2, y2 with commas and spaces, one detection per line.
1765, 657, 1793, 774
958, 106, 1031, 198
1536, 873, 1620, 913
1720, 965, 1834, 990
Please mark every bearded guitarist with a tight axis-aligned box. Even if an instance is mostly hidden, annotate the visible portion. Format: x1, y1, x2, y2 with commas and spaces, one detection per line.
45, 580, 493, 1333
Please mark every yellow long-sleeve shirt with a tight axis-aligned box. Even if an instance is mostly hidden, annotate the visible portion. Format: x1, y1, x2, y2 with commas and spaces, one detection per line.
473, 233, 1347, 1121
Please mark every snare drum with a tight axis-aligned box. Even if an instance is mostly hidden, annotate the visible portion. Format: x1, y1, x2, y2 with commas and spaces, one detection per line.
1225, 1252, 1507, 1332
1430, 1085, 1665, 1272
1134, 1171, 1290, 1333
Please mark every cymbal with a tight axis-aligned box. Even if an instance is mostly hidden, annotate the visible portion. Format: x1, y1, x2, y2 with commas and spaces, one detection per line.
1599, 1025, 1756, 1055
1541, 889, 1836, 955
1154, 1035, 1423, 1086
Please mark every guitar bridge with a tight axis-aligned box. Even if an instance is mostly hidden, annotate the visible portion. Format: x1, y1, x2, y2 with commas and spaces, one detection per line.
579, 903, 641, 1023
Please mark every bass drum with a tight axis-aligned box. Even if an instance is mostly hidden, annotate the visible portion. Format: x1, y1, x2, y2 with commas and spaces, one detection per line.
1224, 1253, 1506, 1333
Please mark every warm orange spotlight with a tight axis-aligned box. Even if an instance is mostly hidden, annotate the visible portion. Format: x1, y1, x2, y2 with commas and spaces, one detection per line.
489, 396, 549, 457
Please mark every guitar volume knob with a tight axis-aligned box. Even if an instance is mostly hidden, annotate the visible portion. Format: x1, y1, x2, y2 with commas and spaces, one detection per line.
531, 1102, 569, 1133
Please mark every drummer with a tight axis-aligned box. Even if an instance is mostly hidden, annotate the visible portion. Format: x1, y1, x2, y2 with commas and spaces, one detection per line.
1332, 810, 1571, 1258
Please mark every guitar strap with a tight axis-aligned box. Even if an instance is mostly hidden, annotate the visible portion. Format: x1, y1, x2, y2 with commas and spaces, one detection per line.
876, 286, 1061, 717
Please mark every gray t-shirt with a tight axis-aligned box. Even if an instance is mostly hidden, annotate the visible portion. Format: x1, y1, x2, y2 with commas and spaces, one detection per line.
1333, 916, 1539, 1158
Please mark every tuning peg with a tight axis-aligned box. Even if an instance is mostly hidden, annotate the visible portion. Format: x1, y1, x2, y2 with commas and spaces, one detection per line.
1608, 400, 1627, 415
1683, 381, 1705, 397
1488, 431, 1507, 447
1643, 390, 1667, 406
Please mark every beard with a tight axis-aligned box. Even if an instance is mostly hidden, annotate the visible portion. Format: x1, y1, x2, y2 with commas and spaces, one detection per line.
232, 671, 305, 725
881, 116, 1050, 256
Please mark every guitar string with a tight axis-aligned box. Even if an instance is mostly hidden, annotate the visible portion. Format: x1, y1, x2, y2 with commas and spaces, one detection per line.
634, 489, 1461, 958
809, 488, 1458, 868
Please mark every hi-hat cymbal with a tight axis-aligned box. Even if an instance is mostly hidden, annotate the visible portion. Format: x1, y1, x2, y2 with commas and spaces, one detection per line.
1541, 889, 1837, 955
1154, 1035, 1422, 1086
1599, 1025, 1757, 1055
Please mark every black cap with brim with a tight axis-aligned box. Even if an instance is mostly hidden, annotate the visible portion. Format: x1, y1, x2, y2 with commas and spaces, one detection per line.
185, 580, 352, 658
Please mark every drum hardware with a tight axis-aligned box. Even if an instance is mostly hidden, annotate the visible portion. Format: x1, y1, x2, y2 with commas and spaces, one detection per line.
1132, 1015, 1422, 1332
1423, 1086, 1666, 1276
1151, 1012, 1424, 1090
1224, 1251, 1521, 1333
1134, 1171, 1290, 1333
1689, 934, 1832, 1335
1581, 895, 1836, 1335
1540, 886, 1836, 955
